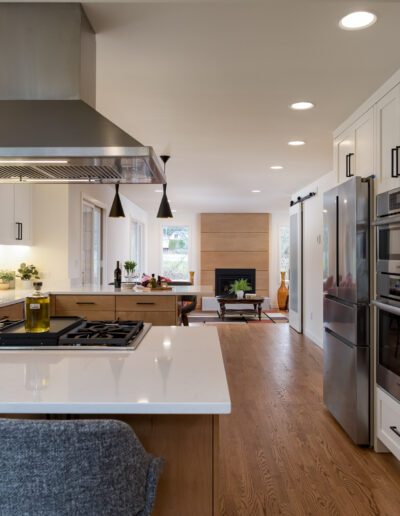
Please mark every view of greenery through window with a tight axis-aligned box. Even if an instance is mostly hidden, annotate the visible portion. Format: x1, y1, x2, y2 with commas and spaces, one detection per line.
279, 225, 290, 276
162, 225, 190, 280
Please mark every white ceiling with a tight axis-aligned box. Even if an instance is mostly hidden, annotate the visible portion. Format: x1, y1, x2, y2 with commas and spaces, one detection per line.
81, 0, 400, 213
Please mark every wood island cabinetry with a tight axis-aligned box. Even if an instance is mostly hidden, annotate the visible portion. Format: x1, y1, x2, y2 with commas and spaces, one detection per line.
53, 294, 179, 325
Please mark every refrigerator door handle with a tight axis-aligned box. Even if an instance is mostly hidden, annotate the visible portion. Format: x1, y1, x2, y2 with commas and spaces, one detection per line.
324, 326, 354, 349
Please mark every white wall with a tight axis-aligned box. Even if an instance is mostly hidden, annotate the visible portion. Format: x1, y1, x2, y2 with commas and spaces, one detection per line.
0, 185, 70, 289
68, 184, 148, 285
292, 171, 337, 347
269, 211, 290, 308
147, 212, 200, 281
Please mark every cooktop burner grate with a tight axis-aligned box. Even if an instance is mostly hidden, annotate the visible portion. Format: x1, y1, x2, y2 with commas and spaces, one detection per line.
59, 320, 145, 347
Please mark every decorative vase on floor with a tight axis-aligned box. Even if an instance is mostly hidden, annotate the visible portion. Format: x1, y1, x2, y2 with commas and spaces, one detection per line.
277, 272, 289, 310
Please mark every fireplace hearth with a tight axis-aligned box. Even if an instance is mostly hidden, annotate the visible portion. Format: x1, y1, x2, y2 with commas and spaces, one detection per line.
215, 268, 256, 296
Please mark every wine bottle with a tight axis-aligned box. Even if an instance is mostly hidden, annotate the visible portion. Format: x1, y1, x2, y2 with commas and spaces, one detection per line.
114, 261, 122, 288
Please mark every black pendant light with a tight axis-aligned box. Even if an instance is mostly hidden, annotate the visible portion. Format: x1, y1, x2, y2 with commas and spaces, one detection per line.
109, 183, 125, 218
157, 155, 173, 218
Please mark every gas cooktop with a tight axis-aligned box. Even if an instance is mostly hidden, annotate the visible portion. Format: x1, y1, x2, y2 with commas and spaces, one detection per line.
0, 318, 150, 350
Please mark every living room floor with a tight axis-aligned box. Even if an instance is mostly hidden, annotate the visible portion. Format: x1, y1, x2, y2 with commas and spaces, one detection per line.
217, 324, 400, 515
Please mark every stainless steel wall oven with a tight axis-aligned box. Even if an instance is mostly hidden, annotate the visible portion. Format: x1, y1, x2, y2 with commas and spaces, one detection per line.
374, 186, 400, 402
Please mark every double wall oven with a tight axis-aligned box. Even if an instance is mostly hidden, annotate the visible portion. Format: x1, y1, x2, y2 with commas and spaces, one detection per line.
374, 187, 400, 403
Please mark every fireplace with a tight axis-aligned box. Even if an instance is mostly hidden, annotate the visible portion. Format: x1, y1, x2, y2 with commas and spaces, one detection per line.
215, 269, 256, 296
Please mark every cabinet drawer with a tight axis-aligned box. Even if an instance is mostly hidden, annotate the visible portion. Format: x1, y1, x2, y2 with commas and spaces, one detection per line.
116, 311, 177, 326
377, 387, 400, 461
116, 295, 176, 312
55, 310, 116, 321
0, 302, 24, 320
55, 295, 115, 313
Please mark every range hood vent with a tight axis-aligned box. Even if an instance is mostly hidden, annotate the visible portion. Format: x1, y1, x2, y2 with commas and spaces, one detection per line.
0, 3, 165, 184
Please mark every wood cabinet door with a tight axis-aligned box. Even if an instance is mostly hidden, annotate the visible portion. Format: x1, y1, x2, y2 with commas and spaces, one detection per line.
376, 85, 400, 189
0, 302, 24, 320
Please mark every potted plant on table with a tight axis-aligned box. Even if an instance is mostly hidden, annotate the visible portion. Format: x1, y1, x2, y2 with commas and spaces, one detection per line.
229, 278, 252, 300
0, 271, 14, 290
17, 263, 39, 289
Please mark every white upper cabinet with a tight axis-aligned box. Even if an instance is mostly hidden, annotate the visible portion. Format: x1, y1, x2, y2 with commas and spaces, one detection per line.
334, 108, 374, 184
376, 85, 400, 190
0, 184, 32, 245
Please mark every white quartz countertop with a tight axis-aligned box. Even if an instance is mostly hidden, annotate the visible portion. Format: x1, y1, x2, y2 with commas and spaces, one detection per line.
0, 285, 213, 307
0, 326, 231, 415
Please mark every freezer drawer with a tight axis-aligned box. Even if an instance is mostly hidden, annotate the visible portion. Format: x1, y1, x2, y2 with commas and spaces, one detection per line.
323, 295, 368, 346
323, 328, 369, 445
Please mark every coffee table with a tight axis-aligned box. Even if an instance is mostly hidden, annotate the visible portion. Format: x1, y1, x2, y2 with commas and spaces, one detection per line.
217, 296, 265, 321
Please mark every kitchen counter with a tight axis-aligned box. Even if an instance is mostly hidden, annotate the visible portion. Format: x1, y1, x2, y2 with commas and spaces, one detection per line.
0, 325, 231, 414
0, 284, 213, 308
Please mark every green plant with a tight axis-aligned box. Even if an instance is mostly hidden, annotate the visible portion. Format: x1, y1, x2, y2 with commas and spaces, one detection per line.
124, 260, 137, 274
0, 270, 14, 283
229, 278, 252, 294
17, 263, 39, 281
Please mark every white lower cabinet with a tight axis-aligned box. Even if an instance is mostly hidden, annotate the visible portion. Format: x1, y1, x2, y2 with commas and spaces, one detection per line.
377, 386, 400, 461
0, 184, 32, 245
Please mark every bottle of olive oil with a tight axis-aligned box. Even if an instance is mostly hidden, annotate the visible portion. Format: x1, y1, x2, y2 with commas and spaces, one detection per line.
25, 281, 50, 333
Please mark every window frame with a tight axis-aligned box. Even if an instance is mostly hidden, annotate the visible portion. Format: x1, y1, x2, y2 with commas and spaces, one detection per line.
129, 217, 145, 278
160, 223, 191, 281
80, 195, 106, 287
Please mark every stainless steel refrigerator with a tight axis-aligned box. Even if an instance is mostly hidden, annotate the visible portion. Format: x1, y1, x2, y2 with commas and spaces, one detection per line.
323, 176, 371, 445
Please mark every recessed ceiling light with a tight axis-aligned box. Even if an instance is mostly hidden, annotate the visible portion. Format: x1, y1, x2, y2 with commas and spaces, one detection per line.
290, 101, 314, 110
288, 140, 305, 146
270, 165, 284, 170
339, 11, 377, 30
251, 190, 261, 193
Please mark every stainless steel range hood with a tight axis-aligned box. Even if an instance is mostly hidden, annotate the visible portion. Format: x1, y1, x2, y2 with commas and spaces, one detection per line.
0, 3, 165, 184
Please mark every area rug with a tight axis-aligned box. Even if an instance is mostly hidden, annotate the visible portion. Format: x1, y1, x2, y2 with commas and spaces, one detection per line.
264, 311, 289, 323
188, 311, 274, 325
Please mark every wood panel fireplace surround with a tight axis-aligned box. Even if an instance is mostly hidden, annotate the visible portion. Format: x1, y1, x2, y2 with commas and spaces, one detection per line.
200, 213, 269, 298
215, 269, 256, 296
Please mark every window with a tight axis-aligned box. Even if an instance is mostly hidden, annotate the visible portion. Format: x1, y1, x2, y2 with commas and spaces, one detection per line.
82, 200, 104, 286
130, 219, 145, 277
161, 225, 190, 280
279, 225, 290, 276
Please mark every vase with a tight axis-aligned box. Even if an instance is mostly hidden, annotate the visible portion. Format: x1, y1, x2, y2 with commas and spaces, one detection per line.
236, 290, 244, 300
189, 271, 195, 285
277, 272, 289, 310
21, 279, 32, 290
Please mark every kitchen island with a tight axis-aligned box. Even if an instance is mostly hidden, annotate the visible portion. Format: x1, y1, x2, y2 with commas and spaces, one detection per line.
0, 285, 213, 326
0, 325, 230, 516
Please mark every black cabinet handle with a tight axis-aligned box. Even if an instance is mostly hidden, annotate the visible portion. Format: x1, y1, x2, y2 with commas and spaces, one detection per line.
348, 153, 354, 177
136, 302, 155, 305
76, 302, 96, 305
396, 147, 400, 177
390, 426, 400, 438
345, 154, 349, 177
15, 222, 22, 240
391, 148, 397, 178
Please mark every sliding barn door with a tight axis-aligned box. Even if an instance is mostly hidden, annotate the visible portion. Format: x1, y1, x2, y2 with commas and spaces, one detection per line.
289, 203, 303, 333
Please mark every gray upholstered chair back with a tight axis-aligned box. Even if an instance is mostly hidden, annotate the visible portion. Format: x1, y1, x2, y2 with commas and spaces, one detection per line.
0, 418, 163, 516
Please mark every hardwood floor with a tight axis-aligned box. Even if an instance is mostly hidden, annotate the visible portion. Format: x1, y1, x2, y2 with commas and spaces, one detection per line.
217, 324, 400, 516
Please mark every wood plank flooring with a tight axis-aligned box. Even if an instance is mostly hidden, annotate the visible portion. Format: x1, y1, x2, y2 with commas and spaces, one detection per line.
217, 324, 400, 516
